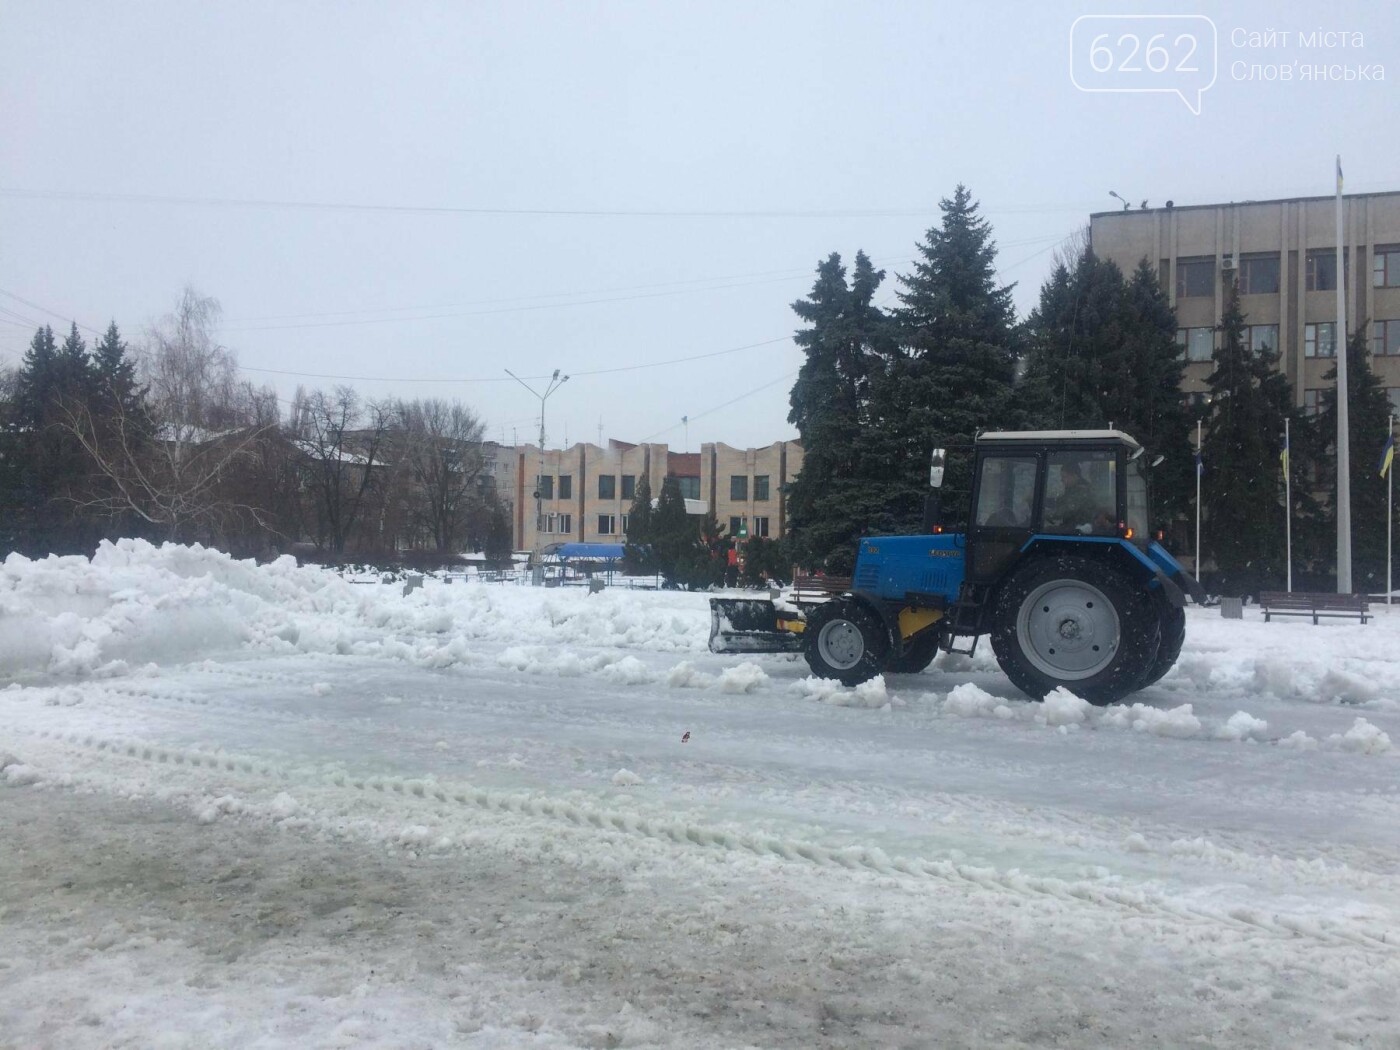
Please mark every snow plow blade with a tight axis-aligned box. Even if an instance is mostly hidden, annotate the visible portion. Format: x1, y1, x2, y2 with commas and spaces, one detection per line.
708, 598, 805, 654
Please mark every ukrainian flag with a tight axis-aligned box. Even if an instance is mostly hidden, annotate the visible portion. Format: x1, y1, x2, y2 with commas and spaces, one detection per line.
1380, 433, 1395, 479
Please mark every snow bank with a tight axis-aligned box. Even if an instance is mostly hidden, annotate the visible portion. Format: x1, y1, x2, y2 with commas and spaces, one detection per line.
0, 540, 710, 680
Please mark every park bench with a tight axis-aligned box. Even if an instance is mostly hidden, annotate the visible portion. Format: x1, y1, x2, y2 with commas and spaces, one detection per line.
1258, 590, 1370, 625
789, 575, 852, 606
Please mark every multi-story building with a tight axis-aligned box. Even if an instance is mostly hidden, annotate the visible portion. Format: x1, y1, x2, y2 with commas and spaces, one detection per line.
502, 438, 803, 552
1088, 191, 1400, 416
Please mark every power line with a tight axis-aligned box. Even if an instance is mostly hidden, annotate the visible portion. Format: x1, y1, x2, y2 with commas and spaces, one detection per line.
640, 370, 799, 443
240, 335, 794, 384
0, 186, 943, 220
225, 274, 827, 332
0, 288, 103, 336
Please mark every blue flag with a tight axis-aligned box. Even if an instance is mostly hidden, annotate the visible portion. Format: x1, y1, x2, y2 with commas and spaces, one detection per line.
1195, 450, 1204, 477
1381, 434, 1395, 479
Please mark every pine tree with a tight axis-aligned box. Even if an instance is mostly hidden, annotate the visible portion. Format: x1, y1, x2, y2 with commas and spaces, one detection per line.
1119, 260, 1194, 526
650, 475, 698, 587
1201, 282, 1294, 594
15, 325, 59, 428
622, 473, 656, 574
878, 185, 1019, 529
1018, 251, 1128, 430
785, 251, 893, 572
1319, 323, 1395, 591
91, 321, 142, 416
56, 323, 93, 400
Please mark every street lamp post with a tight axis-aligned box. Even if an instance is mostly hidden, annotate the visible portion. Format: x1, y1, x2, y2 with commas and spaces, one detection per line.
506, 368, 569, 585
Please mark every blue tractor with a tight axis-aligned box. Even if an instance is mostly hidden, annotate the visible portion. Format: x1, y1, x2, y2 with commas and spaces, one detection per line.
709, 430, 1204, 705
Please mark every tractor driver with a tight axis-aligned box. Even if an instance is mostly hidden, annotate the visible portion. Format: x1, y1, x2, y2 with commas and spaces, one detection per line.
1047, 462, 1114, 534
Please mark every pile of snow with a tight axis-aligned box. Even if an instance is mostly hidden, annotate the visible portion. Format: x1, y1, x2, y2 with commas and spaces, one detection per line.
0, 540, 710, 680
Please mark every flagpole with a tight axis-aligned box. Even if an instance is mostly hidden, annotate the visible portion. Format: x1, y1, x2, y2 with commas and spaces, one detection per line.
1195, 417, 1203, 577
1336, 155, 1353, 593
1284, 416, 1292, 593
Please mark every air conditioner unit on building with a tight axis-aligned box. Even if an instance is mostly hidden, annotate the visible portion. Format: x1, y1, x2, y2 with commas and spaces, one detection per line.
1221, 254, 1236, 270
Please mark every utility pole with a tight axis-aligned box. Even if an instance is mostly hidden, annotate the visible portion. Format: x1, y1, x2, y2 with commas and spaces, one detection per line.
1336, 156, 1352, 593
506, 368, 570, 584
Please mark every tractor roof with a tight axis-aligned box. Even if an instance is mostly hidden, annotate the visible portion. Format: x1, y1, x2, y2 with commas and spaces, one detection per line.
977, 429, 1141, 448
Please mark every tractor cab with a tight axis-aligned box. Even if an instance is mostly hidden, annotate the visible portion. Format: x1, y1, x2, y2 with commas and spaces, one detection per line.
967, 430, 1150, 587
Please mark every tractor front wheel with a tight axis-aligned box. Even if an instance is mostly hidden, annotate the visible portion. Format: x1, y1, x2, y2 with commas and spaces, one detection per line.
803, 598, 890, 686
1140, 604, 1186, 688
990, 555, 1160, 706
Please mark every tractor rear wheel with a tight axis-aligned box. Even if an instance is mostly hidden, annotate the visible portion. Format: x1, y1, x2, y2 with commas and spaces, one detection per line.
990, 555, 1161, 706
884, 631, 941, 674
803, 598, 890, 686
1140, 604, 1186, 688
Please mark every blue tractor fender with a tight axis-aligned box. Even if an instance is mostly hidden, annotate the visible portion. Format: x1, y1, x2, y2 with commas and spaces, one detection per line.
1017, 536, 1196, 608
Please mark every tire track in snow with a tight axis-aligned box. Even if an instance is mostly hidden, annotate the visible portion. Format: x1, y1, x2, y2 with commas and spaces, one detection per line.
8, 725, 1399, 957
15, 672, 1400, 894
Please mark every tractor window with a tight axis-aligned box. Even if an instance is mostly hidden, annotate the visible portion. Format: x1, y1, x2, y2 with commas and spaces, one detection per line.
1044, 451, 1116, 535
974, 456, 1037, 529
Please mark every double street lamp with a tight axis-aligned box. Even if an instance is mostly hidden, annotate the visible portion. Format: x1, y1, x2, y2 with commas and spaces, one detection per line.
506, 368, 569, 584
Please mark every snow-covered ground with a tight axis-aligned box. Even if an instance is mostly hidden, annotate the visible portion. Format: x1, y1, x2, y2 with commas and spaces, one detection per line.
3, 540, 1400, 1048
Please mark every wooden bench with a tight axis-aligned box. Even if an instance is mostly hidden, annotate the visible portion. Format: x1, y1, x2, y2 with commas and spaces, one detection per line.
1258, 591, 1371, 625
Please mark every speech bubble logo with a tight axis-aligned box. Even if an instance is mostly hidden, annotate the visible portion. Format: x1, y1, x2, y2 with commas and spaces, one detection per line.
1070, 15, 1218, 115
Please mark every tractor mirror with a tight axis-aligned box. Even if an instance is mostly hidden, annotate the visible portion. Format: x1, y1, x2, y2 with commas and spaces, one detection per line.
929, 448, 946, 489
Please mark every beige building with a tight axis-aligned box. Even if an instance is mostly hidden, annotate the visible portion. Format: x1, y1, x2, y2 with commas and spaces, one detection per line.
498, 438, 803, 552
1089, 191, 1400, 415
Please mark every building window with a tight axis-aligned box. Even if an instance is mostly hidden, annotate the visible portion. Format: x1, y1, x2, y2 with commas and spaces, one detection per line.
538, 475, 554, 500
621, 474, 636, 500
558, 513, 572, 535
1388, 388, 1400, 413
730, 475, 748, 501
752, 516, 770, 538
1239, 255, 1281, 295
621, 513, 629, 534
1375, 247, 1400, 288
1175, 259, 1214, 298
1374, 320, 1400, 357
1243, 325, 1279, 354
597, 514, 616, 535
674, 475, 700, 500
1176, 327, 1214, 362
543, 513, 556, 534
754, 475, 770, 501
1305, 322, 1336, 358
598, 475, 616, 499
1303, 389, 1325, 417
729, 515, 745, 537
559, 475, 572, 499
1306, 251, 1345, 292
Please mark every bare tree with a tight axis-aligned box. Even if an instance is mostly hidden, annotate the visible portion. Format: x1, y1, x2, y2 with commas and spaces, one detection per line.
396, 398, 486, 553
295, 386, 394, 554
140, 287, 241, 445
55, 384, 272, 542
1052, 224, 1092, 273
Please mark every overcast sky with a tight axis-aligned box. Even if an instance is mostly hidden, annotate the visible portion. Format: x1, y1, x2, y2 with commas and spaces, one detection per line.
2, 1, 1396, 449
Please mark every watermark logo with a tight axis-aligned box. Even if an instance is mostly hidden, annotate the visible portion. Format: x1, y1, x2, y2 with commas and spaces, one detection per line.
1070, 15, 1218, 115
